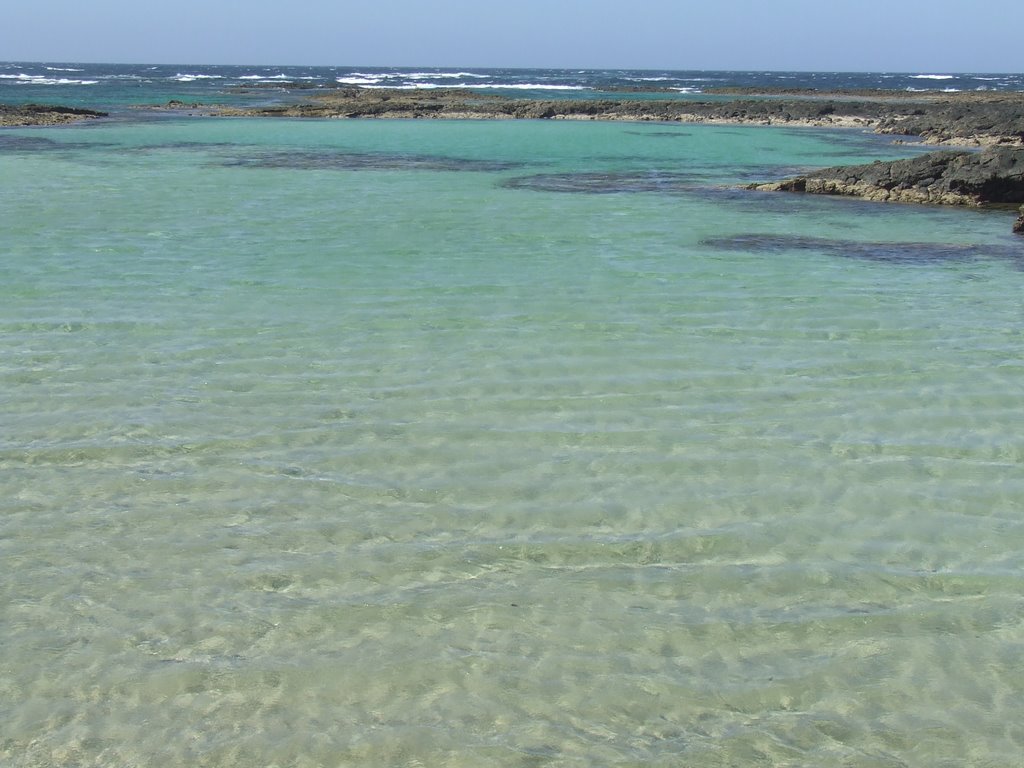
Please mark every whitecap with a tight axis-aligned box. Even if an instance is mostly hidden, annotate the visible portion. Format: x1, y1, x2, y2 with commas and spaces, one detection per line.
172, 73, 224, 82
480, 83, 588, 91
405, 71, 488, 80
238, 74, 318, 81
278, 74, 320, 80
909, 74, 955, 80
337, 77, 383, 85
389, 82, 588, 91
1, 73, 98, 85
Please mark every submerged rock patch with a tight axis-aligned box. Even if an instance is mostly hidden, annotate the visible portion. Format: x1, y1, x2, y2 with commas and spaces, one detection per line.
702, 233, 1022, 265
219, 149, 525, 173
623, 130, 693, 139
0, 134, 112, 152
500, 170, 699, 194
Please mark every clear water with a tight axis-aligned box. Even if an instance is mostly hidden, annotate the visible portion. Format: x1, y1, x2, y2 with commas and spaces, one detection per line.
2, 115, 1023, 767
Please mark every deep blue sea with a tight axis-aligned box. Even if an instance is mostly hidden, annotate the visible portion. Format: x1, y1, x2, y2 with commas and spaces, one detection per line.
2, 63, 1024, 767
3, 62, 1024, 110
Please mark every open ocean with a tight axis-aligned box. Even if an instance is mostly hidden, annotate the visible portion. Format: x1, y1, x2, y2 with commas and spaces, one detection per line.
2, 64, 1024, 767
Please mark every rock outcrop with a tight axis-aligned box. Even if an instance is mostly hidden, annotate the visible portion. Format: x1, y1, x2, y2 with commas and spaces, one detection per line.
751, 147, 1024, 205
0, 103, 107, 126
214, 88, 1024, 146
873, 99, 1024, 146
1015, 204, 1024, 234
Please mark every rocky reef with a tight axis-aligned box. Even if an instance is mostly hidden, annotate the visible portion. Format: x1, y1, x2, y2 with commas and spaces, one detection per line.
749, 147, 1024, 232
215, 87, 1024, 147
0, 103, 107, 126
7, 87, 1023, 147
750, 147, 1024, 205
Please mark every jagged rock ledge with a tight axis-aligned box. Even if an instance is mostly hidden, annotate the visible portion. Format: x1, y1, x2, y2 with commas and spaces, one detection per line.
213, 87, 1024, 147
749, 147, 1024, 232
0, 104, 107, 126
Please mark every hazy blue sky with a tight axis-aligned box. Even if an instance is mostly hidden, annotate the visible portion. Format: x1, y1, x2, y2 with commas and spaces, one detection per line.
3, 0, 1021, 72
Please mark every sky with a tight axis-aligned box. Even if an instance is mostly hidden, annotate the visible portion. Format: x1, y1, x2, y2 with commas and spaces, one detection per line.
2, 0, 1022, 72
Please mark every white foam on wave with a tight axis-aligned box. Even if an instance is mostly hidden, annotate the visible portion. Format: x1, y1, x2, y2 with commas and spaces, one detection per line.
0, 73, 98, 85
337, 77, 383, 85
237, 74, 320, 82
910, 74, 955, 80
405, 71, 488, 80
456, 82, 587, 91
172, 73, 224, 82
45, 66, 84, 72
364, 82, 588, 91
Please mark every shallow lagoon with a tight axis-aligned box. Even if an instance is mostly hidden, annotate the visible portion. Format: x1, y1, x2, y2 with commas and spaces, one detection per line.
2, 116, 1023, 767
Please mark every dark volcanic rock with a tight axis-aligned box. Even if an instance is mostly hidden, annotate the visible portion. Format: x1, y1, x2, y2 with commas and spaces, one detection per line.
752, 147, 1024, 206
1015, 204, 1024, 234
211, 88, 1024, 147
875, 100, 1024, 145
0, 103, 107, 126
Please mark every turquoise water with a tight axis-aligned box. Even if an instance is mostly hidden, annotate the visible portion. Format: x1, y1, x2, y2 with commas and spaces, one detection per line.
2, 116, 1024, 767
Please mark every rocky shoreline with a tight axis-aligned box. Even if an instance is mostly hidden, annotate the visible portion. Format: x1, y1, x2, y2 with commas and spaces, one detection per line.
6, 87, 1023, 145
749, 146, 1024, 204
212, 87, 1024, 147
0, 103, 107, 126
749, 146, 1024, 234
6, 87, 1023, 143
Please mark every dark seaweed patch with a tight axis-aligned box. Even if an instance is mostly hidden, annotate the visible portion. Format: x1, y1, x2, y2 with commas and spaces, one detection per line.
624, 130, 692, 138
0, 135, 63, 151
696, 187, 836, 213
219, 149, 525, 173
726, 165, 814, 182
701, 233, 1023, 265
0, 135, 113, 152
500, 170, 699, 194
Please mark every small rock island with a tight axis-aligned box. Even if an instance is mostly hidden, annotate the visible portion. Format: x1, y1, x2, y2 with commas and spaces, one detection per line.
0, 103, 107, 126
